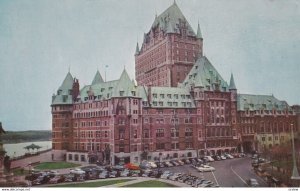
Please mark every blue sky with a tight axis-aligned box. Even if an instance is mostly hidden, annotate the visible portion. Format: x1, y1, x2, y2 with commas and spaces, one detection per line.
0, 0, 299, 131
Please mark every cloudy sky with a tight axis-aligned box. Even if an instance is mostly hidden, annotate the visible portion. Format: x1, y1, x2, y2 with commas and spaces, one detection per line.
0, 0, 299, 131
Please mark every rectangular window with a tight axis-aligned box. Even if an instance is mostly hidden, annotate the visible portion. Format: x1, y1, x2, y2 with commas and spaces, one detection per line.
185, 128, 193, 137
171, 128, 179, 138
143, 129, 150, 138
119, 145, 125, 152
185, 142, 193, 149
156, 129, 164, 137
171, 142, 179, 150
119, 129, 125, 139
156, 143, 165, 150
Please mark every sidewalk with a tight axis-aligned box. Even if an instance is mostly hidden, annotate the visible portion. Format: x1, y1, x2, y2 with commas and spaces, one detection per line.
103, 177, 190, 187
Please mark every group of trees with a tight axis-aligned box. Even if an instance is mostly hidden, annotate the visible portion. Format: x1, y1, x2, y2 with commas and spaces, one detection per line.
1, 130, 51, 144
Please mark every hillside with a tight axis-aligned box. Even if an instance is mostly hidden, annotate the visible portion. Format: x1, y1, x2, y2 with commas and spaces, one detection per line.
0, 130, 51, 144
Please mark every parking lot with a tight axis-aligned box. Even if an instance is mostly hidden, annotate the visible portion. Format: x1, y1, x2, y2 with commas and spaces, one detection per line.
25, 154, 268, 187
161, 157, 268, 187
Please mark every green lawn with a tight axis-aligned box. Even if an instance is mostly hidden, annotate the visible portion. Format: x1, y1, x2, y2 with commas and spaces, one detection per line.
51, 179, 134, 187
34, 162, 81, 170
12, 168, 29, 176
123, 180, 177, 187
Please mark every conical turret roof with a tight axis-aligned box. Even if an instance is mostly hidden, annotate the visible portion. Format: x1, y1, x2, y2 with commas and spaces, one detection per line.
229, 73, 237, 90
59, 72, 73, 91
92, 70, 104, 85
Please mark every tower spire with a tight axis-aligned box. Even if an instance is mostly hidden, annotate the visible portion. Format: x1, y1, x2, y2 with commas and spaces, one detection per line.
197, 21, 203, 39
135, 42, 140, 55
229, 73, 237, 90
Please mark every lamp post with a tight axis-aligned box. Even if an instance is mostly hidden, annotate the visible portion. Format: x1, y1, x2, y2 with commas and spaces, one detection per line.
159, 152, 162, 174
290, 123, 300, 181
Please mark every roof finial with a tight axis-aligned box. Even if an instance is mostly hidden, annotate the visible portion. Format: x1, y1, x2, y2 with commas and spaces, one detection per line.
68, 66, 70, 73
174, 0, 177, 5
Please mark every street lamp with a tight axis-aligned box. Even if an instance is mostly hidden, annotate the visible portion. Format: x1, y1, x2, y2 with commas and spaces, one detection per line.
159, 152, 162, 174
290, 123, 300, 180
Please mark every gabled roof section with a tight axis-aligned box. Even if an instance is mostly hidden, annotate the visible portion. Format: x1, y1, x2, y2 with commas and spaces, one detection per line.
92, 70, 104, 85
237, 94, 291, 111
181, 56, 229, 92
52, 72, 74, 105
229, 73, 237, 90
113, 69, 137, 97
151, 3, 196, 36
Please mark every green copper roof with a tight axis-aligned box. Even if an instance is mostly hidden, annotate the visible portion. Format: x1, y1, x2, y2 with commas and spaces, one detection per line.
181, 56, 229, 92
196, 22, 202, 39
52, 72, 74, 105
79, 69, 138, 102
229, 73, 237, 90
92, 70, 104, 85
237, 94, 291, 111
148, 87, 195, 108
151, 3, 196, 36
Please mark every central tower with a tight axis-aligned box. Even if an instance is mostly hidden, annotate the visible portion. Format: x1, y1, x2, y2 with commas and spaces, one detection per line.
135, 1, 203, 87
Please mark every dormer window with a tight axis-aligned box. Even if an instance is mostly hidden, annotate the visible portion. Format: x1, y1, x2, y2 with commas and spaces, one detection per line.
120, 91, 124, 96
167, 94, 172, 98
57, 90, 62, 95
68, 89, 72, 95
153, 93, 157, 98
159, 101, 163, 106
160, 94, 164, 98
181, 95, 186, 99
101, 88, 105, 92
98, 95, 102, 100
109, 87, 113, 90
132, 91, 136, 96
174, 94, 178, 99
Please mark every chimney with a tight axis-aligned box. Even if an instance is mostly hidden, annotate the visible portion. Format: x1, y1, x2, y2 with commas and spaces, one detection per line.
72, 78, 80, 102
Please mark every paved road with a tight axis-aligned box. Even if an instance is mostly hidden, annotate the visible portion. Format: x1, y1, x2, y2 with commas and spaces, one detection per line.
161, 157, 268, 187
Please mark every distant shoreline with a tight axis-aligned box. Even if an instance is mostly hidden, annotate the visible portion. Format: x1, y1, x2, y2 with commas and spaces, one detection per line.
1, 130, 51, 144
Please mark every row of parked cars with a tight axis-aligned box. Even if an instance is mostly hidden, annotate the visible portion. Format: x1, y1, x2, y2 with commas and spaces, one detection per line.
160, 171, 218, 187
141, 153, 245, 169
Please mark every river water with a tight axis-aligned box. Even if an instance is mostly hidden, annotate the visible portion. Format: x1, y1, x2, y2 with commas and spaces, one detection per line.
3, 141, 52, 158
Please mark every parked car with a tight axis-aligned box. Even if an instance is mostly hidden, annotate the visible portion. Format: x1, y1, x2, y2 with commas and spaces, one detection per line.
204, 156, 215, 162
169, 173, 182, 181
48, 175, 65, 184
212, 155, 221, 161
70, 168, 85, 175
120, 169, 130, 177
182, 159, 191, 164
177, 160, 185, 165
178, 175, 189, 183
148, 161, 157, 168
196, 165, 216, 172
149, 169, 162, 178
170, 161, 179, 166
220, 155, 227, 160
64, 174, 75, 182
248, 178, 259, 187
99, 171, 109, 179
165, 161, 173, 167
224, 153, 234, 159
109, 171, 118, 178
113, 165, 125, 171
160, 171, 172, 179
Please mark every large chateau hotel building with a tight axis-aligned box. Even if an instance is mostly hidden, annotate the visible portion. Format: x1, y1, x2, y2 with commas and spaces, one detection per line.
51, 2, 298, 165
